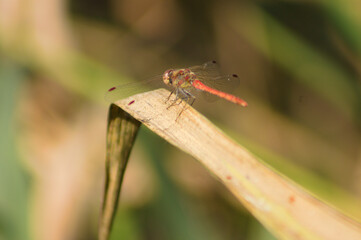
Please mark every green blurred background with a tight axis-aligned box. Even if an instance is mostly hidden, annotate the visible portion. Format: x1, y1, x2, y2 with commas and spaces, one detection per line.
1, 0, 361, 239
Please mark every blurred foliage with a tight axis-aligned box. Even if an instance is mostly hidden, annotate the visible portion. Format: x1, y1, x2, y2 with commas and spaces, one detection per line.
0, 60, 29, 240
0, 0, 361, 239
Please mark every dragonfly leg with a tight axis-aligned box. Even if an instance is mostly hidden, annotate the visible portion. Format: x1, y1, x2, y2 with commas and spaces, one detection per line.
182, 89, 195, 106
175, 90, 195, 121
187, 92, 196, 106
165, 89, 175, 103
167, 88, 183, 109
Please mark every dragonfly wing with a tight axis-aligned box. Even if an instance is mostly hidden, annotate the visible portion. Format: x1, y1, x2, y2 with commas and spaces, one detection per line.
189, 61, 221, 80
200, 91, 219, 102
189, 61, 241, 95
105, 75, 165, 102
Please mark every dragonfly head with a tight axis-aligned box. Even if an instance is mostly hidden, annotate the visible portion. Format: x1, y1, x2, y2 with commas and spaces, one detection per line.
162, 69, 174, 86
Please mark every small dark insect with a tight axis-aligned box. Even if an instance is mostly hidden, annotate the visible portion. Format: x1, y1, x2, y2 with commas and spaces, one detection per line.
128, 100, 135, 105
108, 87, 116, 92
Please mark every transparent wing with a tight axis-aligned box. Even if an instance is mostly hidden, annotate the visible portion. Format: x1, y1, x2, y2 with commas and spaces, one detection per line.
105, 74, 166, 102
189, 61, 241, 102
189, 61, 222, 81
189, 61, 240, 91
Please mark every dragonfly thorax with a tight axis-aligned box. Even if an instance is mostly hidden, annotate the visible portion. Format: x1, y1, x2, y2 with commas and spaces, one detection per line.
162, 68, 196, 88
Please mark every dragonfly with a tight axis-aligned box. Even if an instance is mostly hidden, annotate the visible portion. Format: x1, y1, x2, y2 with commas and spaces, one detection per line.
106, 61, 247, 117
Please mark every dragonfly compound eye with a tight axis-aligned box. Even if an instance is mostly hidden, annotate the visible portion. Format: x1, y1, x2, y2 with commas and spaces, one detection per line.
163, 69, 173, 85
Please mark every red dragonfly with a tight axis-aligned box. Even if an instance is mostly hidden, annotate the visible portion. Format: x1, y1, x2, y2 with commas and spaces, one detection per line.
106, 61, 247, 115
